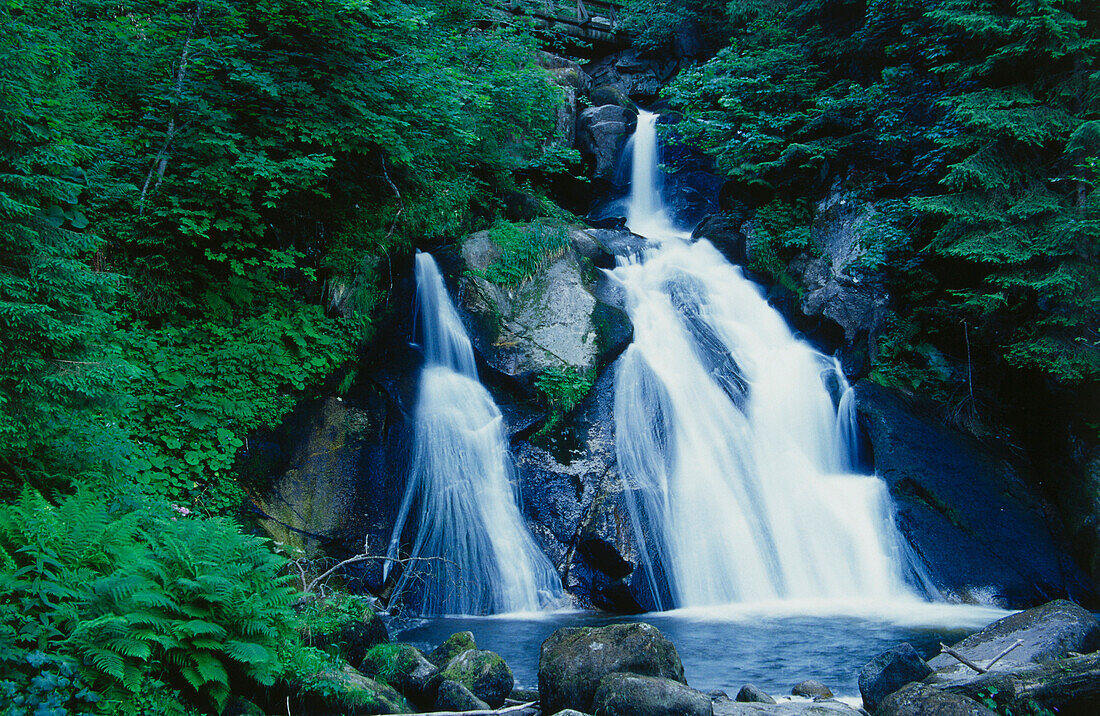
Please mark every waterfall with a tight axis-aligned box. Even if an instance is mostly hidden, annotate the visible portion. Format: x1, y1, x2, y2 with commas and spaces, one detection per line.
615, 111, 921, 610
384, 252, 564, 615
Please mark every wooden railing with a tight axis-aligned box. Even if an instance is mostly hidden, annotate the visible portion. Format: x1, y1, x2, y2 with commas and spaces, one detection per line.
498, 1, 629, 50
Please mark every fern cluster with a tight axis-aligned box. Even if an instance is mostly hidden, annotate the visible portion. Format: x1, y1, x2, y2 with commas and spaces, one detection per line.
0, 488, 297, 713
480, 220, 570, 286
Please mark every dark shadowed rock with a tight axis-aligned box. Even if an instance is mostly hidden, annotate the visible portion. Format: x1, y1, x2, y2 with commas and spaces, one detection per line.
428, 632, 477, 668
735, 685, 776, 704
856, 381, 1097, 608
876, 683, 995, 716
434, 649, 514, 708
435, 680, 489, 711
577, 105, 637, 181
693, 213, 749, 265
859, 643, 932, 713
792, 680, 833, 699
927, 599, 1100, 684
592, 673, 713, 716
539, 623, 686, 714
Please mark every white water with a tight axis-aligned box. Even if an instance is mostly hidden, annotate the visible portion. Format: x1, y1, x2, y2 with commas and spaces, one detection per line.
384, 253, 564, 615
614, 110, 923, 610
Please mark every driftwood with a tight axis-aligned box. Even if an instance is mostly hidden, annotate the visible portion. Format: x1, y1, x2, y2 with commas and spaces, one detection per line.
376, 700, 538, 716
938, 638, 1023, 673
945, 652, 1100, 714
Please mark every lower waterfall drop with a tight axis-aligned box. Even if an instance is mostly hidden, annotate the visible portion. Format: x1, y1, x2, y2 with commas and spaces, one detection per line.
614, 110, 922, 610
384, 252, 564, 615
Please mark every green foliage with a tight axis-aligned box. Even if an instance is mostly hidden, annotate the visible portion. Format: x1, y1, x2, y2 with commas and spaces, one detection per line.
535, 366, 596, 413
297, 593, 378, 642
977, 686, 1057, 716
0, 2, 131, 492
115, 304, 354, 511
359, 644, 415, 687
618, 0, 734, 52
0, 488, 297, 713
747, 199, 814, 292
0, 651, 101, 716
480, 220, 570, 286
663, 0, 1100, 424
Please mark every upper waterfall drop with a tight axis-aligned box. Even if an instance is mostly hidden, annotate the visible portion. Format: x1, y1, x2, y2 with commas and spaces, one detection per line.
384, 252, 564, 616
626, 110, 685, 242
612, 112, 924, 610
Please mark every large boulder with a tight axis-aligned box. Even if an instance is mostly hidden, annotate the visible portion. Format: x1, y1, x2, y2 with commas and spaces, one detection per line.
693, 213, 750, 266
927, 599, 1100, 684
856, 381, 1097, 608
458, 229, 632, 387
592, 673, 713, 716
584, 50, 681, 104
791, 681, 833, 699
859, 643, 933, 713
539, 623, 686, 714
876, 683, 996, 716
577, 105, 637, 182
434, 649, 514, 708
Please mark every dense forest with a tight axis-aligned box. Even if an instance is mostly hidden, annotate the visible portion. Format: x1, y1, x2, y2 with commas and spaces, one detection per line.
1, 0, 1097, 713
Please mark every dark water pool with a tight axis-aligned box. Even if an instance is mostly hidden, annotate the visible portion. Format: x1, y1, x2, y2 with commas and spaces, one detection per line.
391, 601, 1007, 699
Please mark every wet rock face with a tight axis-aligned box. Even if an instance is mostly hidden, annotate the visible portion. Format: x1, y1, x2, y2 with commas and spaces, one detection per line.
577, 105, 638, 182
795, 188, 889, 377
927, 599, 1100, 684
855, 382, 1098, 608
457, 230, 632, 389
515, 363, 657, 613
592, 673, 714, 716
538, 623, 686, 715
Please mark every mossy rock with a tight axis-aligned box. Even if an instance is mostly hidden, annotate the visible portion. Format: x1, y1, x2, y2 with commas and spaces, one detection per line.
305, 665, 414, 716
428, 631, 477, 667
539, 623, 686, 715
309, 597, 389, 666
360, 643, 439, 702
433, 649, 514, 708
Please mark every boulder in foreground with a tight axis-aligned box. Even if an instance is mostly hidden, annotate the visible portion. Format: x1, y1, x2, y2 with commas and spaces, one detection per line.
539, 622, 686, 714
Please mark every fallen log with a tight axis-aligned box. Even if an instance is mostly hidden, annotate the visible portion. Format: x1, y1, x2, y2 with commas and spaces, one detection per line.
943, 652, 1100, 716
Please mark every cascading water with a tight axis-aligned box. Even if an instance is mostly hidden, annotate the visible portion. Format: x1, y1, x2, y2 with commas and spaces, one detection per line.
384, 253, 564, 615
615, 111, 922, 609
